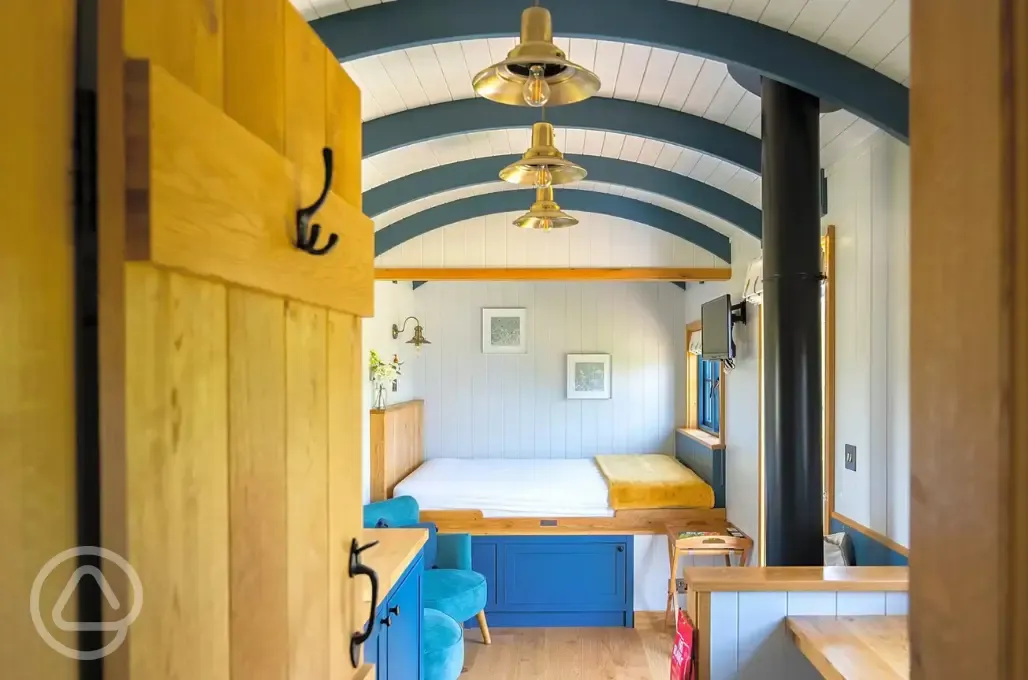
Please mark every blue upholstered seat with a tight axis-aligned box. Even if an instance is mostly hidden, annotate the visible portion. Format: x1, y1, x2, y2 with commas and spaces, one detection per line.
363, 495, 493, 649
424, 569, 488, 623
423, 608, 464, 680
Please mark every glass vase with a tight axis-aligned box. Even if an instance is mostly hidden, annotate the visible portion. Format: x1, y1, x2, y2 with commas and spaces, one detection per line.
373, 382, 388, 410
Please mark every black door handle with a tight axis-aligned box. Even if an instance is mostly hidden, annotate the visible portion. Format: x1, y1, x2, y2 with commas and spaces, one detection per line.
349, 538, 380, 669
389, 605, 401, 616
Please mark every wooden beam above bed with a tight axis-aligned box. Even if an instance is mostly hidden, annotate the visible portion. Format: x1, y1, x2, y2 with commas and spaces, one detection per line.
375, 267, 733, 282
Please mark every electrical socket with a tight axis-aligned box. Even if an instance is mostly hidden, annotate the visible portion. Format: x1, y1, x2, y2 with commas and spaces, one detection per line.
844, 444, 857, 471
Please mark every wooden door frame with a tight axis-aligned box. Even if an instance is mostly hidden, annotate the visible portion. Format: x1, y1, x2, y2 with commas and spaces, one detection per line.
910, 1, 1028, 677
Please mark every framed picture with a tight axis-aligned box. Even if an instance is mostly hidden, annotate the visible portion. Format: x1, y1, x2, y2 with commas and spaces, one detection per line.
566, 353, 612, 399
482, 308, 527, 354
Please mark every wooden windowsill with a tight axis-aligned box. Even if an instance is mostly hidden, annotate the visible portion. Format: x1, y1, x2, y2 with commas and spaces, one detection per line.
677, 427, 726, 450
682, 566, 909, 593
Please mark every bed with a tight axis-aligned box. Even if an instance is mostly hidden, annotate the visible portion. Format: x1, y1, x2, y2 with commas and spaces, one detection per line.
370, 399, 727, 627
371, 400, 727, 535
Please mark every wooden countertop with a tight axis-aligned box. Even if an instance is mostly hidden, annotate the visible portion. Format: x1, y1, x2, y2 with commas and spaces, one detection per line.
358, 528, 428, 603
787, 616, 909, 679
682, 566, 909, 592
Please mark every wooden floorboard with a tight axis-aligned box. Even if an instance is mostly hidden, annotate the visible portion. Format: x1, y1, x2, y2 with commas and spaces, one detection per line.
462, 620, 674, 679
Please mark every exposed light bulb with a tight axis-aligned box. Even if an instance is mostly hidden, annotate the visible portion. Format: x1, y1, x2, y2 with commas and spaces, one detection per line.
540, 218, 553, 232
534, 166, 553, 188
522, 65, 550, 107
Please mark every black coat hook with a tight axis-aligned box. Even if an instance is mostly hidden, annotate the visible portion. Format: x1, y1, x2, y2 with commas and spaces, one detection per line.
296, 147, 339, 256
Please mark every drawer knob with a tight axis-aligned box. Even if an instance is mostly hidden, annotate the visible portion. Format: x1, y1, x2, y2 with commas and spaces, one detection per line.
389, 605, 401, 616
381, 616, 392, 627
617, 545, 625, 552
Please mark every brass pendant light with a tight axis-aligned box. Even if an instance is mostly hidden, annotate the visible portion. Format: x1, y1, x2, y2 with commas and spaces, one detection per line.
471, 4, 601, 107
512, 187, 579, 231
499, 120, 587, 188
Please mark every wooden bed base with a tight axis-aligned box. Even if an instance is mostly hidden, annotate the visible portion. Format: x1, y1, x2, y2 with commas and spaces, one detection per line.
420, 508, 728, 535
370, 399, 727, 535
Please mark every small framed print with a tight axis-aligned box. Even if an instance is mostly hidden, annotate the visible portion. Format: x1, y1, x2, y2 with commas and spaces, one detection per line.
482, 308, 527, 354
567, 353, 612, 399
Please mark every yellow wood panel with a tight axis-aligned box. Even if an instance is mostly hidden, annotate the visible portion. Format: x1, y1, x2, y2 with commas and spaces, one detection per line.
910, 3, 1028, 677
327, 311, 364, 676
284, 9, 327, 183
682, 566, 908, 593
124, 62, 374, 317
228, 288, 288, 680
125, 265, 230, 680
123, 0, 225, 106
326, 54, 363, 210
0, 0, 77, 676
223, 0, 285, 151
285, 302, 330, 680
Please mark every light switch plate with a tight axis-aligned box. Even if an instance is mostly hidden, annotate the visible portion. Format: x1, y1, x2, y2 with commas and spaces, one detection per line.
844, 444, 857, 471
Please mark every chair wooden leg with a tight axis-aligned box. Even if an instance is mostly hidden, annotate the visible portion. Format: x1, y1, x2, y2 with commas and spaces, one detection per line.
475, 610, 491, 645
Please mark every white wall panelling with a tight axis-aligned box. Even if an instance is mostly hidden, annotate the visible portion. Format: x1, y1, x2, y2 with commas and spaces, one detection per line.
684, 236, 763, 563
411, 281, 685, 460
361, 281, 422, 501
376, 211, 731, 270
705, 588, 908, 680
825, 129, 910, 548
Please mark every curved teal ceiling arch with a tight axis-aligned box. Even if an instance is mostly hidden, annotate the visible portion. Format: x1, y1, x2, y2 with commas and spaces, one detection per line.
374, 190, 732, 263
365, 156, 762, 239
363, 99, 762, 175
313, 0, 909, 143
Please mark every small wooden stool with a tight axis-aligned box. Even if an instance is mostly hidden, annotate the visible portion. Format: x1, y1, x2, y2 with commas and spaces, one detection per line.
664, 523, 753, 626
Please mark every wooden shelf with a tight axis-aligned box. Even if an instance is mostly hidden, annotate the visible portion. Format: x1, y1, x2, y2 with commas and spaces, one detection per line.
788, 615, 909, 680
682, 566, 909, 593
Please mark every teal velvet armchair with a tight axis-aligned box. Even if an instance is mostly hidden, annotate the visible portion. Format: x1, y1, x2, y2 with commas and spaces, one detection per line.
363, 496, 491, 649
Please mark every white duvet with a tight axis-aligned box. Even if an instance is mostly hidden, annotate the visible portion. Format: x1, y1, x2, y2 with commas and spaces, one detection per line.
392, 457, 615, 518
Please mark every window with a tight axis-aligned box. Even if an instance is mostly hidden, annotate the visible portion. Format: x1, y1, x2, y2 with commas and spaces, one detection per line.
697, 357, 720, 435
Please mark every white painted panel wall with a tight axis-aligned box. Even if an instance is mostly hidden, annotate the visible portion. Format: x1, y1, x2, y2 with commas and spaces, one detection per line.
361, 281, 423, 501
377, 212, 730, 269
684, 237, 764, 563
706, 589, 908, 680
825, 130, 910, 548
412, 281, 687, 459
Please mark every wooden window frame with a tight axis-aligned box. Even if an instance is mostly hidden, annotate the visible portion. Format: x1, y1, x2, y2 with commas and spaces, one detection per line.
683, 321, 727, 449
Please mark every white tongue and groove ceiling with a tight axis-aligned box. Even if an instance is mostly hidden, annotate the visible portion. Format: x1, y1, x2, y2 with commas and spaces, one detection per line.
292, 0, 909, 257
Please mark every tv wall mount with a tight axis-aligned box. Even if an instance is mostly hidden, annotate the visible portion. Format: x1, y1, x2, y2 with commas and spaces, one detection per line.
730, 301, 748, 326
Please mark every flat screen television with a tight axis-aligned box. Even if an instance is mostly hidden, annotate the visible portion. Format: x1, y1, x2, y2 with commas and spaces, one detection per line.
701, 294, 734, 359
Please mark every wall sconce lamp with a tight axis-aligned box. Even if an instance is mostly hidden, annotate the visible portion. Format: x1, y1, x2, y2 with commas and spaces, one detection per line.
392, 316, 431, 349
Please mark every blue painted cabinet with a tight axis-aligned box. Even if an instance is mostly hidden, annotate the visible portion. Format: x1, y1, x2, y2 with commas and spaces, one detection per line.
365, 552, 423, 680
468, 536, 634, 627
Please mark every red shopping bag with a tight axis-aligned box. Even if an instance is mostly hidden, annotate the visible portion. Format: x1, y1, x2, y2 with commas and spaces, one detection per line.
669, 608, 697, 680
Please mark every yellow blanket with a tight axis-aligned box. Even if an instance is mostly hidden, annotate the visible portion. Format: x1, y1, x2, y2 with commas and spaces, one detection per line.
594, 454, 714, 510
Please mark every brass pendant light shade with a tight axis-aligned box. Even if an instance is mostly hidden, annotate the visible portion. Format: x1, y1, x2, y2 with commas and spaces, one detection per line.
499, 121, 587, 187
471, 6, 601, 107
512, 187, 579, 231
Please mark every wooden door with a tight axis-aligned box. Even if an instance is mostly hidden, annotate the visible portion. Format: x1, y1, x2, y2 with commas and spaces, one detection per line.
0, 1, 78, 678
97, 2, 370, 679
909, 0, 1028, 677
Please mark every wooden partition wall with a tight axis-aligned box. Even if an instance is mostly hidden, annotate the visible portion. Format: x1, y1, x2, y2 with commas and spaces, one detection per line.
97, 2, 371, 679
370, 400, 425, 502
0, 1, 78, 677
